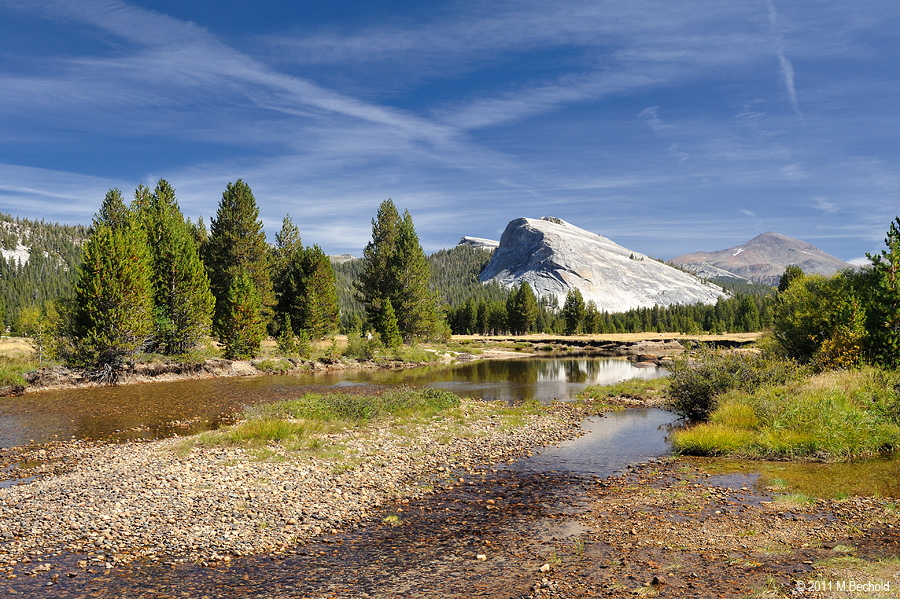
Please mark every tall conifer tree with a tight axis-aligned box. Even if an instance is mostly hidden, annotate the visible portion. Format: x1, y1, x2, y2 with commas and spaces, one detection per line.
219, 271, 265, 359
207, 179, 273, 337
562, 289, 585, 335
391, 210, 438, 339
73, 205, 153, 368
297, 244, 340, 338
356, 199, 438, 340
272, 216, 339, 339
139, 179, 214, 356
272, 215, 304, 333
93, 188, 129, 230
356, 199, 401, 327
507, 282, 537, 335
866, 216, 900, 366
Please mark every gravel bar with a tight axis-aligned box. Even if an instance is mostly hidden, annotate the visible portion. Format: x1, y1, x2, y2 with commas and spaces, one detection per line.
0, 399, 586, 572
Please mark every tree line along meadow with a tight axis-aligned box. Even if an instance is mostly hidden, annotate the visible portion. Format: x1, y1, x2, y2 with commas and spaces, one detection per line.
1, 177, 898, 375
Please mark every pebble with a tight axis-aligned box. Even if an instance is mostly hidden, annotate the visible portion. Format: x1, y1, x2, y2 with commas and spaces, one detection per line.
0, 398, 585, 566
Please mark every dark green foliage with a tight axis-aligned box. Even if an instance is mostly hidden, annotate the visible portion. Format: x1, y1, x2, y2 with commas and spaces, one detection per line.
295, 329, 312, 359
72, 216, 154, 367
207, 180, 273, 337
736, 294, 761, 332
562, 288, 585, 335
506, 282, 538, 335
667, 348, 803, 420
778, 265, 804, 293
583, 300, 601, 334
275, 313, 297, 357
355, 199, 400, 327
272, 216, 340, 339
426, 246, 506, 306
272, 215, 304, 332
297, 245, 340, 338
219, 272, 265, 360
355, 200, 440, 341
338, 243, 507, 334
866, 216, 900, 367
139, 179, 214, 356
332, 257, 365, 332
378, 299, 402, 347
186, 216, 208, 259
0, 213, 87, 329
392, 210, 440, 339
93, 189, 129, 230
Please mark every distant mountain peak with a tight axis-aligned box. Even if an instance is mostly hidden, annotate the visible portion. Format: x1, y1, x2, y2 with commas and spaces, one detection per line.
671, 232, 854, 286
479, 217, 725, 312
457, 236, 499, 251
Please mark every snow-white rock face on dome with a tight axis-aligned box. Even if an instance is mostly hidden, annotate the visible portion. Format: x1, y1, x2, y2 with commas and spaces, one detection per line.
479, 217, 726, 312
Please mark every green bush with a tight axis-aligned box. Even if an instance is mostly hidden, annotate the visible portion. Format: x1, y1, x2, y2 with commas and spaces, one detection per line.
667, 348, 802, 420
254, 358, 293, 374
344, 331, 383, 361
0, 356, 32, 389
672, 367, 900, 460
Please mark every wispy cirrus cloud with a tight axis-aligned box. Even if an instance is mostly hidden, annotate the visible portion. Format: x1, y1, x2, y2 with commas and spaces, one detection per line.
766, 0, 802, 116
810, 196, 839, 214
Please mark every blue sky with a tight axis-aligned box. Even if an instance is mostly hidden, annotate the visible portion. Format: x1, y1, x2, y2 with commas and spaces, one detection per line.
1, 0, 898, 263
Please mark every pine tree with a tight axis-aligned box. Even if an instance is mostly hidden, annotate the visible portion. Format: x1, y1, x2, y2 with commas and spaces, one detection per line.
93, 189, 129, 230
139, 179, 214, 356
562, 289, 586, 335
737, 295, 760, 332
298, 244, 340, 338
72, 213, 154, 368
272, 215, 304, 334
219, 271, 265, 360
356, 199, 401, 327
207, 179, 273, 338
272, 216, 339, 339
378, 298, 402, 347
506, 282, 537, 335
778, 265, 804, 293
355, 200, 438, 341
391, 210, 438, 339
866, 216, 900, 366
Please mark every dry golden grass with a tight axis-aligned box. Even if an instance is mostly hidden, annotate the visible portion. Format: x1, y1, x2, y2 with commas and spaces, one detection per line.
0, 336, 33, 358
451, 332, 762, 344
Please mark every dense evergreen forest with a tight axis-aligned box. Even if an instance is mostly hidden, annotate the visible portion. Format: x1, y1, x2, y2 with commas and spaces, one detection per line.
0, 213, 88, 329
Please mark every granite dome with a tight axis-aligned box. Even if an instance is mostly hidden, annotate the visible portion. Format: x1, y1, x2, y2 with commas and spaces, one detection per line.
479, 217, 726, 312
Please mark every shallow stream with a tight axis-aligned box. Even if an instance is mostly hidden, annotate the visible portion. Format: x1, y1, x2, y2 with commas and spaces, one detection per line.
0, 356, 666, 448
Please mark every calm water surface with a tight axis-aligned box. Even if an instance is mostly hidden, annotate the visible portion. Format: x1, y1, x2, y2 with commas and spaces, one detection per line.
0, 357, 666, 448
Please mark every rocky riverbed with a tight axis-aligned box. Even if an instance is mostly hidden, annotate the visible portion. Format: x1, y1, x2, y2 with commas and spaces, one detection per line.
0, 398, 585, 574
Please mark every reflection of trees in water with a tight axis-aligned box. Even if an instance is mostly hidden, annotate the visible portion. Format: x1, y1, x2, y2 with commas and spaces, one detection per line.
564, 360, 588, 384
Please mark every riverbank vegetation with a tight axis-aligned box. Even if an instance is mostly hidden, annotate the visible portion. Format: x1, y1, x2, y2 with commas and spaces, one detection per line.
669, 217, 900, 461
672, 367, 900, 460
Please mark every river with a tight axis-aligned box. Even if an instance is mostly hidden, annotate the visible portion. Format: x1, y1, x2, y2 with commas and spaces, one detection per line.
0, 356, 666, 448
